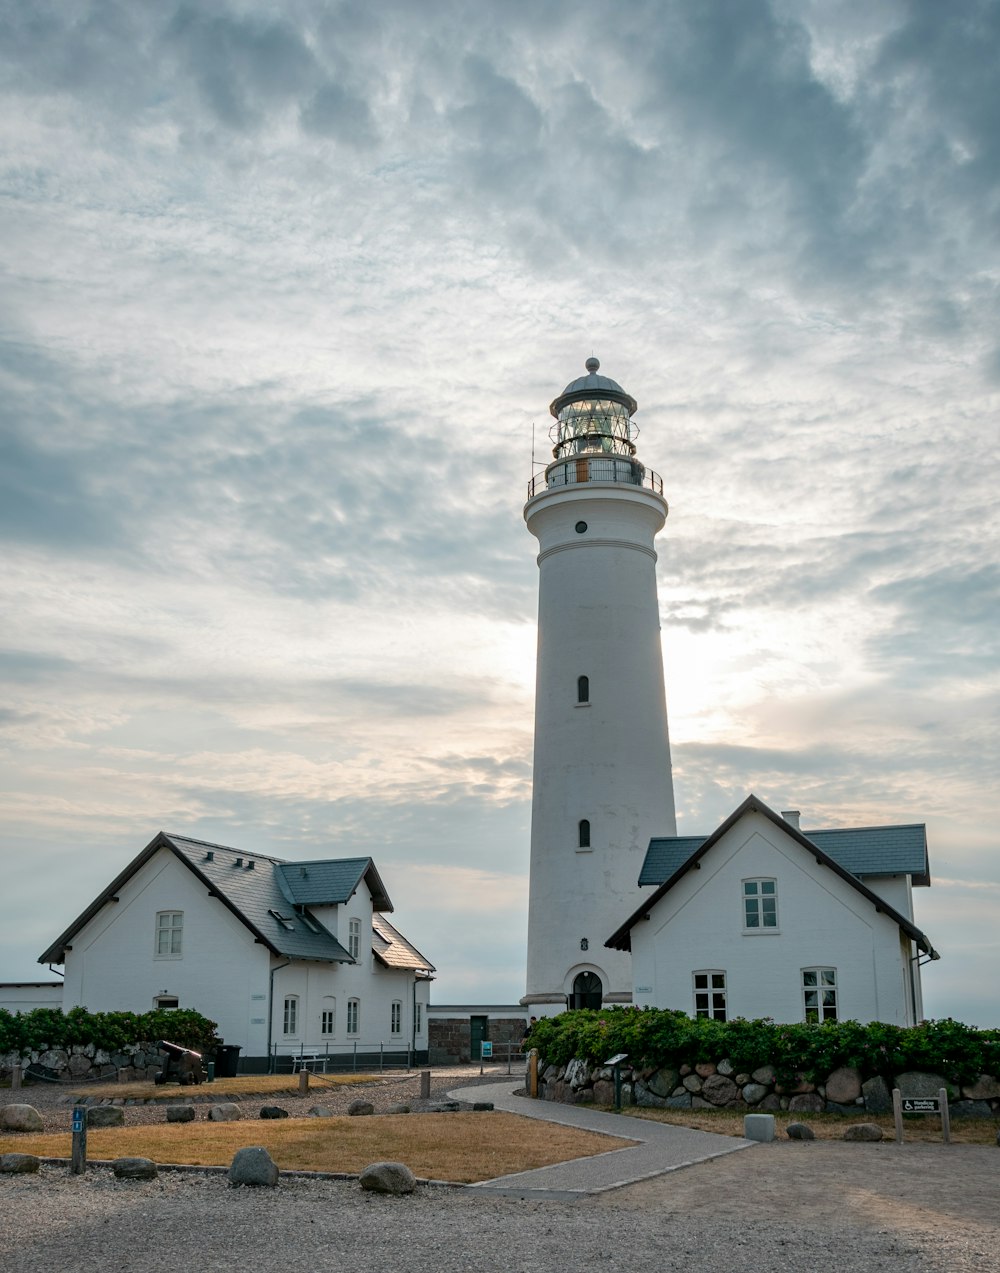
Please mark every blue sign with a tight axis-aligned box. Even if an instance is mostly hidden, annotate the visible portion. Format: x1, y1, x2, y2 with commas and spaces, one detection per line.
480, 1041, 493, 1059
72, 1109, 84, 1132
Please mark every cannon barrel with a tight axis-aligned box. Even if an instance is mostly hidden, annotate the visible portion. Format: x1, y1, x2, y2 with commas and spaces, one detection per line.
156, 1039, 203, 1060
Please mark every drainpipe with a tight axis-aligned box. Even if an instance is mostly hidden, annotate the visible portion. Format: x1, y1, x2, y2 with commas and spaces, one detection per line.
268, 961, 291, 1072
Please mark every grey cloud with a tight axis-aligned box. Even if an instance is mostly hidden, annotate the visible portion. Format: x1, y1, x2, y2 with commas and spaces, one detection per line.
0, 427, 118, 550
300, 80, 378, 147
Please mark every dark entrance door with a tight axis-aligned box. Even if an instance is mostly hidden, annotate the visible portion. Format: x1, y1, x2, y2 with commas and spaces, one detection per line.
571, 971, 603, 1010
470, 1015, 489, 1061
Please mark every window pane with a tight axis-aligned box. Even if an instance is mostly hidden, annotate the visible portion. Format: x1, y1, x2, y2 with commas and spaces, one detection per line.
821, 970, 836, 985
711, 974, 725, 989
745, 906, 759, 927
803, 971, 817, 987
694, 974, 708, 989
744, 882, 758, 896
761, 881, 775, 895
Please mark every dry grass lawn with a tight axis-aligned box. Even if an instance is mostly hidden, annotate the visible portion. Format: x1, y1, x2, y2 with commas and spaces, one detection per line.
66, 1074, 382, 1101
0, 1113, 633, 1183
617, 1104, 999, 1145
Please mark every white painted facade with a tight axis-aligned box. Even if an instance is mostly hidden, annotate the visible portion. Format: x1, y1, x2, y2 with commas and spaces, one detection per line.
47, 839, 433, 1062
0, 982, 64, 1013
623, 806, 927, 1026
523, 361, 676, 1012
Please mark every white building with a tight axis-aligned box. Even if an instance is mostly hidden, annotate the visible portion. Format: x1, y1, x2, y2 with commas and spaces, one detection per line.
607, 795, 938, 1025
38, 832, 434, 1069
522, 359, 676, 1014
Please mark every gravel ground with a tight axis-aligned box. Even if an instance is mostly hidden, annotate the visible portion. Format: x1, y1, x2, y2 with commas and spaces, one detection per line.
3, 1069, 999, 1273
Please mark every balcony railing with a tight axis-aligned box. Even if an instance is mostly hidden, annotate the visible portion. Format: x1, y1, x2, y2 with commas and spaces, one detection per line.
528, 464, 664, 500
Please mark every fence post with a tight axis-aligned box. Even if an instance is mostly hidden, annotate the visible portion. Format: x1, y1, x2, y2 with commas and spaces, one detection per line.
940, 1087, 951, 1144
353, 1041, 358, 1073
420, 1069, 431, 1099
380, 1041, 384, 1074
892, 1087, 903, 1143
11, 1064, 21, 1091
71, 1106, 87, 1175
529, 1049, 538, 1099
299, 1068, 309, 1096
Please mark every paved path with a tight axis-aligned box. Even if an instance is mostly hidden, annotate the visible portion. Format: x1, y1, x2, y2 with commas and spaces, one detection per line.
448, 1079, 754, 1198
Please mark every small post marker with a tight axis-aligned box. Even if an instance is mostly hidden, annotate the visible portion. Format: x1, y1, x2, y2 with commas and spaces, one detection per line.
893, 1087, 904, 1143
71, 1105, 87, 1175
894, 1088, 950, 1144
479, 1040, 493, 1075
298, 1068, 309, 1096
939, 1087, 951, 1145
11, 1064, 21, 1091
605, 1053, 628, 1111
528, 1050, 538, 1099
420, 1069, 431, 1099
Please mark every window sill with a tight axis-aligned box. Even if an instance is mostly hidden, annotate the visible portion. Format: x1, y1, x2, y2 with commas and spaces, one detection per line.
574, 703, 591, 709
742, 928, 780, 936
575, 847, 593, 854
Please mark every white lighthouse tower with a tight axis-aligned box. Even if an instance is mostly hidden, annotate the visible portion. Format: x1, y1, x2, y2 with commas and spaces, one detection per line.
522, 358, 676, 1013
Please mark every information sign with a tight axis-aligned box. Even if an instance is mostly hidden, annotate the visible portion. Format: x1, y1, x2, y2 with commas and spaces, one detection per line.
902, 1097, 940, 1113
480, 1041, 493, 1059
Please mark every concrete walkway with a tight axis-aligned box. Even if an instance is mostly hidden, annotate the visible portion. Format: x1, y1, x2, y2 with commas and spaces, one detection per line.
448, 1079, 754, 1199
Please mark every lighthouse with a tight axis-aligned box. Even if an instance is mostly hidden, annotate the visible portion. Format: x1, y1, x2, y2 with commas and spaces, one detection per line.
522, 358, 676, 1013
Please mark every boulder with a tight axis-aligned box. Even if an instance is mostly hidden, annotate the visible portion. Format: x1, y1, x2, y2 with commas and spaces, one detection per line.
825, 1066, 862, 1105
387, 1103, 411, 1115
0, 1153, 40, 1173
734, 1073, 751, 1087
963, 1074, 1000, 1101
682, 1074, 703, 1093
894, 1072, 956, 1099
259, 1106, 289, 1120
564, 1058, 590, 1089
428, 1101, 461, 1113
592, 1080, 614, 1105
113, 1157, 157, 1181
166, 1105, 196, 1123
307, 1106, 333, 1118
742, 1083, 769, 1106
786, 1122, 815, 1140
87, 1106, 124, 1129
775, 1077, 815, 1095
694, 1062, 716, 1078
229, 1146, 279, 1187
788, 1093, 825, 1114
844, 1123, 883, 1142
951, 1100, 993, 1119
209, 1104, 243, 1122
717, 1058, 735, 1076
635, 1084, 669, 1109
647, 1067, 680, 1099
348, 1100, 375, 1117
751, 1065, 776, 1085
826, 1101, 862, 1116
472, 1102, 494, 1112
701, 1074, 738, 1106
0, 1105, 43, 1133
359, 1161, 416, 1195
862, 1075, 892, 1114
67, 1054, 92, 1077
665, 1093, 692, 1109
758, 1094, 782, 1112
37, 1050, 69, 1071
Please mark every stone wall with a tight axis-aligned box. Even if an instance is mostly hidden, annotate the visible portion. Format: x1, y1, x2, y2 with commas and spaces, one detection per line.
1, 1042, 163, 1085
428, 1017, 526, 1065
537, 1056, 1000, 1118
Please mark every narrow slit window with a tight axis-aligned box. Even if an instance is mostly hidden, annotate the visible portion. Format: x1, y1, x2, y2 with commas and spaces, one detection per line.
577, 675, 589, 703
578, 819, 591, 849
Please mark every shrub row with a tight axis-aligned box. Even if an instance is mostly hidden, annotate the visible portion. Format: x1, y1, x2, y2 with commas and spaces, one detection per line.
0, 1006, 219, 1059
529, 1007, 1000, 1087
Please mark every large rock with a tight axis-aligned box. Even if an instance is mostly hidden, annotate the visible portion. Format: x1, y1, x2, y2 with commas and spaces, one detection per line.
260, 1106, 289, 1120
665, 1093, 692, 1109
166, 1105, 196, 1123
347, 1100, 375, 1117
0, 1153, 40, 1173
682, 1074, 703, 1093
359, 1161, 416, 1195
647, 1067, 680, 1099
564, 1058, 590, 1089
758, 1094, 782, 1112
844, 1123, 883, 1142
786, 1122, 815, 1140
67, 1054, 92, 1077
701, 1074, 738, 1106
788, 1093, 825, 1113
825, 1066, 862, 1105
592, 1080, 614, 1105
742, 1083, 769, 1106
229, 1146, 279, 1187
963, 1074, 1000, 1101
694, 1062, 716, 1078
752, 1065, 776, 1085
717, 1058, 735, 1077
894, 1072, 956, 1099
113, 1157, 157, 1181
87, 1106, 124, 1128
37, 1050, 69, 1071
209, 1104, 243, 1122
307, 1106, 333, 1118
0, 1105, 43, 1133
635, 1084, 668, 1109
862, 1075, 892, 1114
951, 1100, 993, 1119
387, 1103, 411, 1115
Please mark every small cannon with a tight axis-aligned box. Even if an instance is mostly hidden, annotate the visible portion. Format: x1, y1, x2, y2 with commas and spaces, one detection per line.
154, 1039, 205, 1086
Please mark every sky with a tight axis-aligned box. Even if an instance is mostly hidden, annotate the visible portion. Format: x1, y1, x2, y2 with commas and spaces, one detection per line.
1, 0, 998, 1027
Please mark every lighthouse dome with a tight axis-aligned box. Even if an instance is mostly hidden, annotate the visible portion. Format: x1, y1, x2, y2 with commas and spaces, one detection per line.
550, 357, 637, 418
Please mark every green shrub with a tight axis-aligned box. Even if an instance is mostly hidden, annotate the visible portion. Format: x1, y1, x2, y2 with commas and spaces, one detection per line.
530, 1007, 1000, 1086
0, 1006, 220, 1059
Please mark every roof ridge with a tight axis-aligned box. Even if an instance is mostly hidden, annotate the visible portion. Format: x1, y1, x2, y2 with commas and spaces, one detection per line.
166, 833, 285, 863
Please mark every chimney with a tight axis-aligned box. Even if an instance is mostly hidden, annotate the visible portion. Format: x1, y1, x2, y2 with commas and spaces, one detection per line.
234, 857, 243, 867
781, 810, 801, 831
246, 860, 254, 870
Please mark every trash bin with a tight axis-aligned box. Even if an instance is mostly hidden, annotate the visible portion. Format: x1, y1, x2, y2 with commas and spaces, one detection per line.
215, 1044, 242, 1078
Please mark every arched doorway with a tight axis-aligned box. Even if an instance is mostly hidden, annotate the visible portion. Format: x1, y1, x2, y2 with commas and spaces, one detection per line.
570, 971, 603, 1010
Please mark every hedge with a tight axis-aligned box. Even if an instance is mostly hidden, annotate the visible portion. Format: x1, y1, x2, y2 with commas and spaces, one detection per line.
529, 1007, 1000, 1087
0, 1006, 220, 1059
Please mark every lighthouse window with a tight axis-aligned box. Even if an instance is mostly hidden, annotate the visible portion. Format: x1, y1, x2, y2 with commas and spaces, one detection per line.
577, 675, 589, 704
578, 819, 591, 849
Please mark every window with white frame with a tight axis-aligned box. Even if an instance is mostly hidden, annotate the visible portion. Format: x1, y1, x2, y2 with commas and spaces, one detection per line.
743, 879, 777, 930
693, 971, 727, 1021
283, 995, 298, 1036
802, 968, 838, 1022
348, 918, 361, 960
391, 1000, 402, 1034
321, 998, 336, 1036
414, 1001, 423, 1035
347, 998, 360, 1035
155, 911, 183, 957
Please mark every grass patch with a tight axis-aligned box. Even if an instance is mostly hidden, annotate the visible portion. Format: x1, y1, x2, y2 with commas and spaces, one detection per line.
64, 1074, 385, 1101
0, 1113, 633, 1183
617, 1105, 999, 1145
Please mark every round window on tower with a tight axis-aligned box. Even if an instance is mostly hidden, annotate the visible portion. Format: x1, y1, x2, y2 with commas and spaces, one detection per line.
575, 521, 588, 534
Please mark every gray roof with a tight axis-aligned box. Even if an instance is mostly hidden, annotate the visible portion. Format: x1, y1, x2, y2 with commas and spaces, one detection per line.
641, 824, 930, 888
549, 358, 637, 417
609, 794, 937, 957
38, 832, 407, 967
